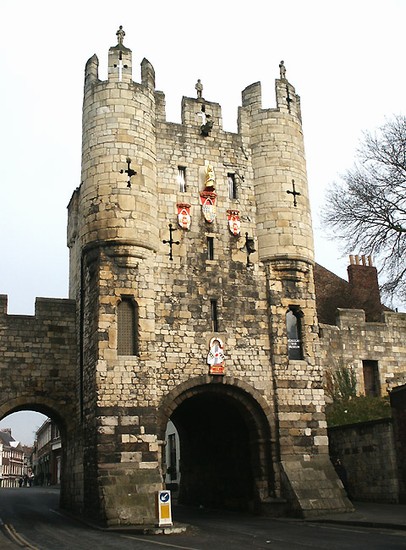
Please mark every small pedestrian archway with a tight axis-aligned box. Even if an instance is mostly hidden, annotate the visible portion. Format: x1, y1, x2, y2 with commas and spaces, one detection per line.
160, 378, 275, 513
0, 398, 70, 490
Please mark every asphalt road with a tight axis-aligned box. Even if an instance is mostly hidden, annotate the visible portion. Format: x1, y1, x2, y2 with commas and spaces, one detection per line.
0, 487, 405, 549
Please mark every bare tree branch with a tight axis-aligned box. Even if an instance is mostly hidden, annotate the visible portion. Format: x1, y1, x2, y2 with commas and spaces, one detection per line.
322, 115, 406, 305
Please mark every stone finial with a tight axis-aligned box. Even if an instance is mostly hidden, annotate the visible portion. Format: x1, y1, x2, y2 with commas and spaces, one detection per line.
279, 60, 286, 79
195, 79, 203, 99
116, 26, 125, 46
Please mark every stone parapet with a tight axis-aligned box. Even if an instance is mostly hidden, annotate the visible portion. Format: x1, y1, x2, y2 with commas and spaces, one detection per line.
319, 310, 406, 395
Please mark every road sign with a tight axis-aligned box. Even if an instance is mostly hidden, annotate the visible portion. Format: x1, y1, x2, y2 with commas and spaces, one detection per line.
157, 490, 173, 527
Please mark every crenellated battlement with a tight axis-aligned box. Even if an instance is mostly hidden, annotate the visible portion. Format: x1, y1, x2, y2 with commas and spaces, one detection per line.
0, 294, 76, 321
333, 308, 406, 329
84, 35, 301, 139
242, 78, 301, 121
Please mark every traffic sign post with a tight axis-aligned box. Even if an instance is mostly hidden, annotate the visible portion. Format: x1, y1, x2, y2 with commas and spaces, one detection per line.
157, 490, 173, 527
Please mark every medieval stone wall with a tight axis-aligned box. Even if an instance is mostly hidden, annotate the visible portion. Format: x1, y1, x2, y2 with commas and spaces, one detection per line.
0, 295, 83, 513
328, 418, 399, 502
319, 309, 406, 395
76, 96, 279, 522
0, 295, 77, 417
154, 96, 271, 394
390, 385, 406, 502
75, 77, 330, 478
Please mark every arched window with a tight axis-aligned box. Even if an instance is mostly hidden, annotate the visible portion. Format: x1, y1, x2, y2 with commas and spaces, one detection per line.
286, 307, 303, 360
117, 297, 138, 356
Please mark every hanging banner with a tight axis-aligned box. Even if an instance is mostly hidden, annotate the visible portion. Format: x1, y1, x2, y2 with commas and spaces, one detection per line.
227, 209, 241, 236
177, 203, 192, 230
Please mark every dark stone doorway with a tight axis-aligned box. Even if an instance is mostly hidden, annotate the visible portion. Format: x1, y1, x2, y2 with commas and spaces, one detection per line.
171, 391, 255, 512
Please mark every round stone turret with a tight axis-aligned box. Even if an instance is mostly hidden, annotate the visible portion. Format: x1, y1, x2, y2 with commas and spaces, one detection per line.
241, 73, 314, 265
77, 29, 158, 258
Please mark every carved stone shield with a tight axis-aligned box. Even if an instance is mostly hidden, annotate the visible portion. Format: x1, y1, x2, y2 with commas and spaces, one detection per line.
227, 209, 241, 236
200, 190, 217, 223
177, 203, 191, 230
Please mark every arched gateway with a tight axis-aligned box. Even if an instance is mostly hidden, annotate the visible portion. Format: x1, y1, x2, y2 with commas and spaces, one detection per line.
159, 377, 275, 512
0, 28, 352, 527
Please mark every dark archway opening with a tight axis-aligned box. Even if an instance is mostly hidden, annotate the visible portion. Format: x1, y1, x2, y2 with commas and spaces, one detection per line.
171, 391, 256, 512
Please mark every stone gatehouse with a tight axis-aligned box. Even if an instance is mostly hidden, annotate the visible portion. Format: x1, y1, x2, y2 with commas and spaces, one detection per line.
2, 27, 404, 526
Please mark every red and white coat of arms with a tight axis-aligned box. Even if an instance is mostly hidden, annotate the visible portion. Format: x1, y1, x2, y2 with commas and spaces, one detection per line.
227, 209, 241, 236
177, 203, 191, 230
199, 191, 217, 223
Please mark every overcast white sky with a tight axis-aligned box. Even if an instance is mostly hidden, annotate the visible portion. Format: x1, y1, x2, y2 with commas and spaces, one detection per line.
1, 0, 405, 444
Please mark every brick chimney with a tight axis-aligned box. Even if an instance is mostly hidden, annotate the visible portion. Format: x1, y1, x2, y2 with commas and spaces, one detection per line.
347, 255, 382, 321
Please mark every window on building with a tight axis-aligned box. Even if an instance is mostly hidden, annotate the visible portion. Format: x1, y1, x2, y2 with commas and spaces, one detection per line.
177, 166, 186, 192
211, 299, 219, 332
207, 236, 214, 260
228, 173, 237, 200
117, 297, 138, 356
286, 306, 303, 360
51, 423, 60, 440
362, 360, 380, 396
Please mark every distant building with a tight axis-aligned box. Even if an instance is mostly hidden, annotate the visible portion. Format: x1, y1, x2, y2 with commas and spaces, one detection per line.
21, 446, 33, 480
32, 419, 61, 486
0, 428, 24, 487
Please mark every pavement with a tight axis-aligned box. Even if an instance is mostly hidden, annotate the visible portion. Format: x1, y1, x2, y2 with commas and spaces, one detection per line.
307, 501, 406, 531
0, 501, 405, 547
